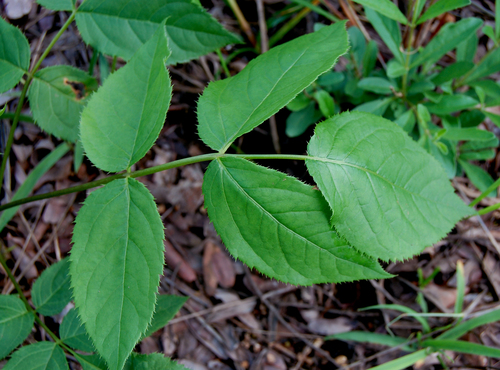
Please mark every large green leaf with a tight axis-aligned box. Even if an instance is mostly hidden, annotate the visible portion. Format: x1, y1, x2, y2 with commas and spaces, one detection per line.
76, 354, 107, 370
29, 66, 98, 142
352, 0, 408, 24
197, 23, 349, 153
32, 258, 72, 316
417, 0, 470, 24
0, 143, 70, 232
37, 0, 75, 11
124, 353, 189, 370
0, 295, 34, 360
142, 295, 188, 338
71, 178, 164, 370
411, 18, 483, 69
0, 18, 30, 93
75, 0, 240, 63
305, 112, 472, 262
3, 342, 68, 370
202, 157, 391, 285
80, 23, 172, 173
365, 8, 404, 64
60, 308, 95, 352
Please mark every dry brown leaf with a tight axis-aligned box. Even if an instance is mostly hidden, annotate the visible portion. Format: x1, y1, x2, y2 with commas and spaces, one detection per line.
164, 239, 197, 283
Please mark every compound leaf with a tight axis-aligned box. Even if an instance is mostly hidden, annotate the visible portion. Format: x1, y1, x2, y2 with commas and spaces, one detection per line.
203, 157, 391, 285
142, 295, 188, 338
417, 0, 470, 24
71, 178, 164, 370
0, 295, 34, 360
60, 308, 95, 352
80, 24, 172, 173
75, 0, 240, 63
198, 22, 348, 152
352, 0, 408, 24
411, 18, 482, 68
37, 0, 75, 11
3, 342, 68, 370
32, 258, 72, 316
29, 66, 98, 142
124, 353, 189, 370
306, 112, 472, 262
0, 17, 30, 93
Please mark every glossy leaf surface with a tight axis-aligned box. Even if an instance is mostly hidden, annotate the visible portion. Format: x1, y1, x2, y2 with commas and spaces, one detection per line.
60, 308, 95, 352
198, 23, 348, 152
29, 66, 97, 142
32, 258, 72, 316
0, 295, 34, 360
75, 0, 240, 63
306, 112, 472, 262
0, 18, 30, 93
3, 342, 68, 370
203, 157, 391, 285
80, 24, 172, 172
71, 178, 164, 370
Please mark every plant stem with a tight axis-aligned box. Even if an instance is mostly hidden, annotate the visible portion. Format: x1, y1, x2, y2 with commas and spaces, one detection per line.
0, 10, 77, 195
215, 49, 231, 78
470, 177, 500, 207
0, 153, 311, 212
0, 112, 35, 123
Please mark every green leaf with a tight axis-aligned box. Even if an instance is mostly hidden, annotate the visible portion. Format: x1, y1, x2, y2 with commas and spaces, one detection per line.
71, 178, 164, 370
460, 149, 496, 161
485, 111, 500, 128
417, 0, 470, 24
456, 33, 477, 63
431, 62, 474, 85
80, 24, 172, 173
0, 295, 34, 360
438, 308, 500, 340
423, 339, 500, 358
353, 98, 392, 116
454, 260, 465, 313
37, 0, 75, 11
483, 25, 498, 44
124, 353, 189, 370
0, 18, 30, 94
3, 342, 68, 370
286, 93, 310, 112
369, 350, 427, 370
363, 40, 378, 76
426, 95, 478, 115
197, 23, 349, 153
317, 71, 345, 88
0, 143, 70, 232
460, 136, 498, 152
358, 77, 395, 95
394, 110, 416, 132
75, 0, 240, 63
74, 140, 85, 173
76, 354, 107, 370
348, 27, 366, 71
314, 89, 335, 117
497, 0, 500, 39
352, 0, 408, 24
286, 102, 322, 137
32, 258, 72, 316
363, 304, 431, 333
60, 308, 95, 352
203, 157, 391, 285
365, 8, 404, 64
142, 295, 188, 338
459, 160, 496, 197
411, 18, 483, 69
441, 128, 495, 141
463, 48, 500, 84
28, 66, 98, 142
326, 331, 411, 349
386, 59, 406, 78
305, 112, 473, 262
408, 80, 435, 95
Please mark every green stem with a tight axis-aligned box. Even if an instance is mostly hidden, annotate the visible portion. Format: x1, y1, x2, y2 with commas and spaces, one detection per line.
0, 153, 311, 212
0, 112, 35, 123
0, 10, 77, 194
476, 202, 500, 216
470, 177, 500, 207
111, 56, 117, 73
216, 49, 231, 78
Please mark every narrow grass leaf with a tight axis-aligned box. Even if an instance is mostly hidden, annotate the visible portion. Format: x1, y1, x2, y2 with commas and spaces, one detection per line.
352, 0, 408, 24
417, 0, 470, 24
142, 295, 188, 338
32, 258, 72, 316
369, 350, 428, 370
326, 331, 410, 349
60, 308, 95, 352
71, 178, 164, 370
306, 112, 473, 262
29, 66, 98, 142
0, 295, 35, 360
365, 8, 404, 64
203, 157, 391, 286
362, 304, 431, 333
124, 353, 189, 369
80, 24, 172, 173
454, 260, 465, 313
197, 23, 349, 153
75, 0, 240, 63
37, 0, 75, 11
423, 339, 500, 358
438, 308, 500, 340
411, 18, 482, 68
0, 18, 30, 93
3, 342, 68, 370
0, 143, 70, 232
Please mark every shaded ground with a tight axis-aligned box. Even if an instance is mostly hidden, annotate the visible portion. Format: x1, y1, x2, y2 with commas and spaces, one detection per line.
1, 0, 500, 369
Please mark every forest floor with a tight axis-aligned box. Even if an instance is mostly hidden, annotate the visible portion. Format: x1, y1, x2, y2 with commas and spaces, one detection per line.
1, 0, 500, 369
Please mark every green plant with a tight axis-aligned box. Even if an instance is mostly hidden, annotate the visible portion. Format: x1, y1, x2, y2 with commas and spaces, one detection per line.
285, 0, 500, 203
0, 1, 497, 369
